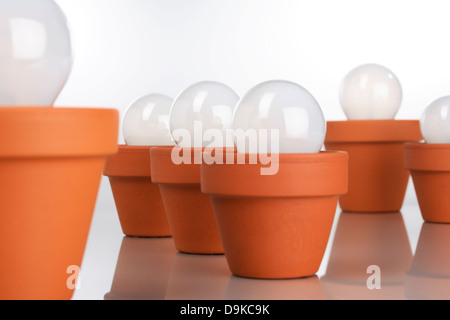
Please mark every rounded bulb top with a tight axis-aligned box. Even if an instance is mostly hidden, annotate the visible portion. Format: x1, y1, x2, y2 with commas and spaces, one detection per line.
420, 95, 450, 144
233, 80, 326, 154
123, 93, 175, 146
339, 63, 402, 120
169, 81, 240, 148
0, 0, 72, 106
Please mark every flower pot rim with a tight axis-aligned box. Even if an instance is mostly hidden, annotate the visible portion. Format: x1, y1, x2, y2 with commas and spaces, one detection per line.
325, 119, 422, 143
0, 107, 118, 157
201, 151, 348, 197
404, 142, 450, 171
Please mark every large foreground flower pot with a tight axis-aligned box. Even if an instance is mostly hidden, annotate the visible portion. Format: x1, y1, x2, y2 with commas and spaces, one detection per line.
0, 107, 118, 300
150, 147, 224, 254
201, 151, 348, 279
103, 145, 171, 237
325, 120, 422, 212
404, 142, 450, 223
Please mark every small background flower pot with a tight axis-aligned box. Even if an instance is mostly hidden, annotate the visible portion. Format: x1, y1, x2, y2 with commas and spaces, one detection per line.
325, 120, 422, 213
321, 211, 412, 300
201, 151, 348, 279
150, 147, 224, 254
404, 142, 450, 223
103, 145, 171, 237
405, 222, 450, 299
0, 107, 118, 300
104, 236, 176, 300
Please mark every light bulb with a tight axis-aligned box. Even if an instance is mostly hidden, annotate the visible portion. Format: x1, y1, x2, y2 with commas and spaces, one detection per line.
339, 63, 402, 120
123, 93, 175, 146
420, 96, 450, 144
233, 80, 326, 153
0, 0, 72, 106
169, 81, 240, 148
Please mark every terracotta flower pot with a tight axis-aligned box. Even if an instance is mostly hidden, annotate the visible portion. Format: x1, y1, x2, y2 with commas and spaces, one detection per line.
324, 120, 422, 212
405, 222, 450, 299
404, 142, 450, 223
201, 150, 348, 279
0, 107, 118, 300
104, 236, 176, 300
103, 145, 171, 237
321, 211, 412, 300
150, 146, 224, 254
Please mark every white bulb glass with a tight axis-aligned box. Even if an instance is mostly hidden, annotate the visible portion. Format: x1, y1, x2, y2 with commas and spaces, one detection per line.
123, 93, 175, 146
420, 96, 450, 144
0, 0, 72, 106
169, 81, 240, 148
233, 80, 326, 154
339, 63, 402, 120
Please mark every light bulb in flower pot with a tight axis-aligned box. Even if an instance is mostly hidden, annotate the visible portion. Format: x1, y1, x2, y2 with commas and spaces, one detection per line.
201, 80, 349, 279
325, 63, 422, 213
103, 94, 175, 237
151, 81, 240, 254
404, 96, 450, 223
0, 0, 119, 300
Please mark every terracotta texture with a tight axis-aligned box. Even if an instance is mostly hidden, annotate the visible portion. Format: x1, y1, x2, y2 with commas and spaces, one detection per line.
0, 107, 118, 300
201, 151, 348, 279
404, 142, 450, 223
150, 147, 224, 254
103, 145, 171, 237
325, 120, 422, 212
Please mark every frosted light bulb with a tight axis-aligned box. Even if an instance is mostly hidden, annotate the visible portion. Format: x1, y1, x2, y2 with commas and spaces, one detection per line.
339, 64, 402, 120
123, 93, 175, 146
233, 80, 326, 153
420, 96, 450, 144
169, 81, 240, 148
0, 0, 72, 106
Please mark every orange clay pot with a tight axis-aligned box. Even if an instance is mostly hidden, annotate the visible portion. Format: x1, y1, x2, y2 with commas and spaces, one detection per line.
325, 120, 422, 212
321, 211, 412, 300
150, 147, 224, 254
104, 236, 176, 300
201, 150, 348, 279
405, 222, 450, 299
103, 145, 171, 237
0, 107, 118, 300
404, 142, 450, 223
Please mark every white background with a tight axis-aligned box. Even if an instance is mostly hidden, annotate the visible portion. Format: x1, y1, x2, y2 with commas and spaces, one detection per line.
53, 0, 450, 211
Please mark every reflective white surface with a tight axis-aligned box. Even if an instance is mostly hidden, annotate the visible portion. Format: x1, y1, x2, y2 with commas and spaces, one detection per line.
339, 64, 402, 120
0, 0, 72, 106
122, 93, 175, 146
73, 201, 436, 300
233, 80, 326, 153
420, 95, 450, 143
169, 81, 239, 148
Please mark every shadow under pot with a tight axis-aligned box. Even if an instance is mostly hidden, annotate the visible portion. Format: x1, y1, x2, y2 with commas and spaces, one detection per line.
404, 142, 450, 223
0, 107, 119, 300
201, 150, 348, 279
150, 146, 224, 255
103, 145, 172, 237
324, 120, 422, 213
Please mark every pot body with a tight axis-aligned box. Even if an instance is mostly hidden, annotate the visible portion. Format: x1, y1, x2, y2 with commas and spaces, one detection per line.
325, 120, 422, 212
103, 145, 171, 237
201, 151, 348, 279
0, 107, 118, 300
150, 147, 224, 254
404, 142, 450, 223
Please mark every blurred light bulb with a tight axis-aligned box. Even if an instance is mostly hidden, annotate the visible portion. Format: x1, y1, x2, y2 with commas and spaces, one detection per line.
123, 93, 175, 146
233, 80, 326, 153
169, 81, 240, 148
420, 96, 450, 144
339, 63, 402, 120
0, 0, 72, 106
